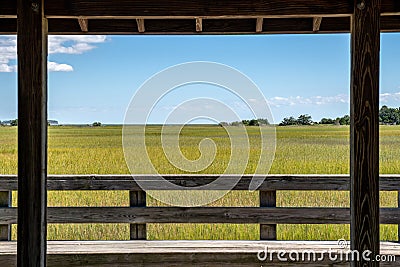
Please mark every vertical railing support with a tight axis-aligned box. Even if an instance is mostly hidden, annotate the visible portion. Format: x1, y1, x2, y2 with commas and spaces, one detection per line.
398, 190, 400, 243
350, 0, 381, 266
17, 0, 48, 265
0, 191, 11, 241
130, 191, 147, 240
260, 190, 277, 240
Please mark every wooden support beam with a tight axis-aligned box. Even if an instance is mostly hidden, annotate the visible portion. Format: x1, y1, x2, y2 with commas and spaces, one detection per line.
260, 191, 277, 240
0, 191, 11, 241
43, 0, 355, 18
78, 16, 88, 32
136, 18, 145, 33
17, 0, 48, 266
313, 17, 322, 32
350, 0, 381, 266
195, 17, 202, 32
256, 18, 263, 33
130, 191, 146, 240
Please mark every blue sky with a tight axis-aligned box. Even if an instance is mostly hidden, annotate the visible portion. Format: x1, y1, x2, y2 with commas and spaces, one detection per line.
0, 33, 399, 124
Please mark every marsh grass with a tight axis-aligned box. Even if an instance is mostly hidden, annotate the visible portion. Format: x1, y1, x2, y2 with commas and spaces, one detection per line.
0, 125, 398, 241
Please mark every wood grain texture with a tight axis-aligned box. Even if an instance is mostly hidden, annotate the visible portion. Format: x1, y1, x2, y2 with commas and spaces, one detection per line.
136, 18, 145, 33
350, 0, 381, 266
42, 0, 354, 18
260, 191, 276, 240
313, 17, 322, 32
130, 191, 146, 240
256, 18, 263, 32
2, 174, 400, 191
77, 16, 88, 31
0, 207, 399, 225
0, 241, 399, 266
2, 0, 400, 18
3, 16, 400, 34
195, 17, 202, 32
0, 192, 11, 241
17, 0, 48, 266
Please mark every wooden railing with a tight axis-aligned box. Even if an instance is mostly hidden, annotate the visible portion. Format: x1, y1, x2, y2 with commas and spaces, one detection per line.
0, 174, 399, 241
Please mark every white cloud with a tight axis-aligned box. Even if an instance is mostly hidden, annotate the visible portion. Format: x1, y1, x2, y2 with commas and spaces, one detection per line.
0, 35, 107, 72
48, 35, 107, 54
48, 61, 73, 72
268, 94, 349, 107
380, 92, 400, 103
268, 92, 400, 107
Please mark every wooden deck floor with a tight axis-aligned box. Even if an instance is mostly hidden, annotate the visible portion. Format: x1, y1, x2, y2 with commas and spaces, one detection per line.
0, 241, 399, 266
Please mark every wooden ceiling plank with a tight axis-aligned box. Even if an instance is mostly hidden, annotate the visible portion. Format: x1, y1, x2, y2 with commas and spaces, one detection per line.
43, 0, 354, 18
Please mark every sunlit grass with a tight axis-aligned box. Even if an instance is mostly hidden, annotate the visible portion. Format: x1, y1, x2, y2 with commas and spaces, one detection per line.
1, 125, 399, 241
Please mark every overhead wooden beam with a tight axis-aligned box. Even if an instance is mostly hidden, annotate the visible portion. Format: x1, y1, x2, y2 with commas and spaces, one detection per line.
17, 0, 48, 266
136, 18, 145, 33
350, 0, 381, 266
195, 17, 202, 32
256, 18, 263, 32
43, 0, 355, 18
78, 16, 88, 31
313, 17, 322, 32
2, 1, 400, 18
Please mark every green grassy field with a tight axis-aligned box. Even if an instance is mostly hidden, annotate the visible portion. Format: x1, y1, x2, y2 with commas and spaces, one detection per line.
0, 125, 399, 241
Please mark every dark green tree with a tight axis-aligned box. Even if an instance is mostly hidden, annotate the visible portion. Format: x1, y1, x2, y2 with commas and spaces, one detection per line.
320, 118, 334, 124
297, 114, 313, 125
279, 116, 297, 126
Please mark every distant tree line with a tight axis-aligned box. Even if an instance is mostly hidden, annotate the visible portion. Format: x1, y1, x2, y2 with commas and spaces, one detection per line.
0, 119, 59, 126
279, 106, 400, 126
379, 105, 400, 125
219, 118, 270, 126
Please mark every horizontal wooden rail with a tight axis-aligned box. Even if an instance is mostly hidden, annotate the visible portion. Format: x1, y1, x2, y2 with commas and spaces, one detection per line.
0, 174, 399, 241
0, 207, 399, 225
1, 174, 400, 191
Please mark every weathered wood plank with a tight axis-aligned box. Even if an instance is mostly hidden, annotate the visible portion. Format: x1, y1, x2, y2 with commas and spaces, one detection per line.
260, 191, 276, 240
0, 192, 11, 241
77, 16, 88, 31
1, 241, 399, 266
42, 0, 354, 18
313, 17, 322, 32
17, 0, 48, 266
130, 191, 146, 240
256, 18, 263, 32
136, 18, 145, 33
0, 207, 399, 225
350, 0, 381, 266
2, 174, 400, 191
2, 0, 400, 19
195, 17, 202, 32
3, 16, 400, 35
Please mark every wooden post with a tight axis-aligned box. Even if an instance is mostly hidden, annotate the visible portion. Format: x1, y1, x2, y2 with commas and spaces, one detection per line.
0, 191, 11, 241
260, 191, 277, 240
350, 0, 381, 266
130, 191, 147, 240
17, 0, 48, 266
398, 190, 400, 242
